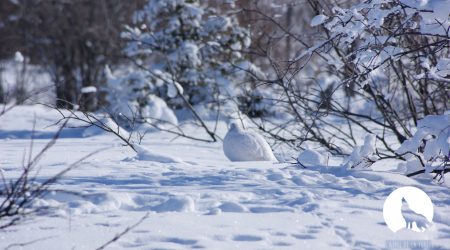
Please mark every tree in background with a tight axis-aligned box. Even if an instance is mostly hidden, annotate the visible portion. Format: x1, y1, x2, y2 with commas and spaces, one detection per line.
0, 0, 144, 111
122, 0, 252, 110
111, 0, 257, 141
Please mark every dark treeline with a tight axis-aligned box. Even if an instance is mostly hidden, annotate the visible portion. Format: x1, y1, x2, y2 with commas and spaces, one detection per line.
0, 0, 145, 110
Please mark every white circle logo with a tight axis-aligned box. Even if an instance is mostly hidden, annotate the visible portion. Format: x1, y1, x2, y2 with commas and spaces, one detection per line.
383, 186, 433, 232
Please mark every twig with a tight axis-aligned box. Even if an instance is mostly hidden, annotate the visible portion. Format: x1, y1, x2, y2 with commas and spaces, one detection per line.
95, 213, 149, 250
4, 236, 56, 250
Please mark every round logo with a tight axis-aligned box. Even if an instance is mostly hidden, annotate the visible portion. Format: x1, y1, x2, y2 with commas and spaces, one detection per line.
383, 186, 433, 232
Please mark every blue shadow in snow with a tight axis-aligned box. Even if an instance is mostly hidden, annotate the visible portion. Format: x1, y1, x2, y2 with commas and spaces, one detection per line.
0, 128, 89, 139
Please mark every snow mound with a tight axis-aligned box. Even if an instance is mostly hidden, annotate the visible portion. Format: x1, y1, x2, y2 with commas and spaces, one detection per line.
218, 201, 248, 213
223, 123, 277, 162
297, 149, 326, 167
134, 144, 183, 163
143, 95, 178, 125
82, 117, 130, 139
153, 196, 195, 213
397, 158, 423, 175
42, 191, 136, 215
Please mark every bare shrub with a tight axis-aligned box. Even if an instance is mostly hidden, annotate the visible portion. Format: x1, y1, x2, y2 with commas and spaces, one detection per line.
0, 120, 101, 229
237, 0, 449, 160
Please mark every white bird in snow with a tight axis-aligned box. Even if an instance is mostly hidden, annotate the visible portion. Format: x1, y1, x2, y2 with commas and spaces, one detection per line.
223, 122, 277, 162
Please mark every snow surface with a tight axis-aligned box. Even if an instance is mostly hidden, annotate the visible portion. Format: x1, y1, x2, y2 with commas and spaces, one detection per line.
133, 144, 183, 163
0, 105, 449, 249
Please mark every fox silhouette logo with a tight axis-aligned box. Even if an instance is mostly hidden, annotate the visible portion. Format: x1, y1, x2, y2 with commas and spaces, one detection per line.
383, 187, 433, 232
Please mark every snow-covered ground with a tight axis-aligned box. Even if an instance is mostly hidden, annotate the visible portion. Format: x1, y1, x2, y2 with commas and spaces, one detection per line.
0, 105, 449, 249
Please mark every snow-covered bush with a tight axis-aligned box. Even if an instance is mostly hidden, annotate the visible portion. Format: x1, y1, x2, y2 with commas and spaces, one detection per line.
0, 52, 53, 107
397, 113, 449, 181
122, 0, 252, 109
320, 0, 450, 80
297, 149, 328, 168
0, 52, 29, 104
342, 134, 378, 169
313, 0, 450, 145
244, 0, 449, 156
105, 66, 178, 126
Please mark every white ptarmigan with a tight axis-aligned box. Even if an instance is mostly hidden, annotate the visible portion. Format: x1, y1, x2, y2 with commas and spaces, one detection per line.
223, 122, 277, 162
